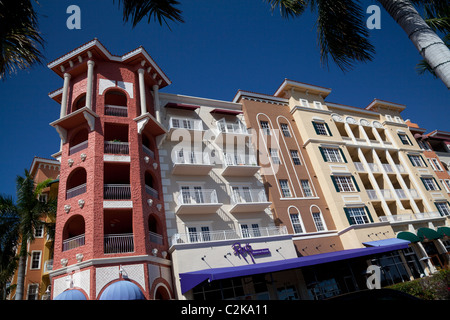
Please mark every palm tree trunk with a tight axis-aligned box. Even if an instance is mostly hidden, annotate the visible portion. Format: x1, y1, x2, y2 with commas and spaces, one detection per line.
14, 255, 26, 300
378, 0, 450, 89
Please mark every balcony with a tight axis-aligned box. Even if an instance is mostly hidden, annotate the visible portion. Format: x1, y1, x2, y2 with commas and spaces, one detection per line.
145, 184, 159, 199
104, 141, 129, 155
142, 145, 155, 159
367, 189, 419, 201
230, 188, 271, 213
172, 151, 213, 175
171, 226, 287, 246
69, 140, 88, 155
215, 119, 250, 145
104, 233, 134, 254
62, 234, 85, 251
105, 104, 127, 117
104, 184, 131, 200
176, 189, 222, 214
66, 183, 86, 199
379, 211, 442, 223
149, 231, 163, 245
43, 259, 53, 274
222, 153, 260, 176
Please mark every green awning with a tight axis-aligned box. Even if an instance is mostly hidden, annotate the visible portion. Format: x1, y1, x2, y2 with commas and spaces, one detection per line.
417, 228, 441, 242
437, 227, 450, 238
397, 231, 420, 243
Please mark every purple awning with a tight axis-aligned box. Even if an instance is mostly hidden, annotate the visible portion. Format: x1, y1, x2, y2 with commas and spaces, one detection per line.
179, 240, 410, 294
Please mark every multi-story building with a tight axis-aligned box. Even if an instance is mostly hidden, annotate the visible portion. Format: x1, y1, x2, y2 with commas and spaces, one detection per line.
47, 39, 173, 300
8, 157, 60, 300
43, 39, 449, 300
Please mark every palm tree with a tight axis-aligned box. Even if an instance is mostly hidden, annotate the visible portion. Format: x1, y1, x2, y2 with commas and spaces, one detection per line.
265, 0, 450, 88
0, 0, 44, 80
0, 170, 54, 300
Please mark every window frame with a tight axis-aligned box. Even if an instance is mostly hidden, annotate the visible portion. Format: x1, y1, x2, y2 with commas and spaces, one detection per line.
269, 148, 281, 164
290, 150, 302, 165
289, 213, 304, 234
301, 180, 313, 197
260, 121, 271, 136
421, 177, 440, 191
331, 175, 359, 192
344, 207, 373, 225
30, 250, 42, 270
312, 121, 332, 136
435, 202, 450, 217
320, 147, 346, 163
279, 179, 292, 198
280, 123, 291, 137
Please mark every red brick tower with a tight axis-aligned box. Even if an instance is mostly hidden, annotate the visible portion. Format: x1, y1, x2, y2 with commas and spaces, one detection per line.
47, 39, 173, 300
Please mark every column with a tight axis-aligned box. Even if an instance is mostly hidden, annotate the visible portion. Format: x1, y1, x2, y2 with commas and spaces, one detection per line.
153, 84, 161, 122
60, 73, 71, 118
85, 60, 95, 110
138, 68, 147, 115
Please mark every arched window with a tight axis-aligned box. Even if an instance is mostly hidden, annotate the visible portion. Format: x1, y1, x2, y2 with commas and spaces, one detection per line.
72, 94, 86, 112
62, 215, 85, 251
104, 89, 128, 117
145, 171, 159, 199
69, 128, 88, 155
148, 214, 163, 245
66, 167, 87, 199
288, 206, 305, 234
311, 205, 327, 232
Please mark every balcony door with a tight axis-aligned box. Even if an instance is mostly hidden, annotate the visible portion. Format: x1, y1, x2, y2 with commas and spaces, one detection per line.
181, 186, 205, 204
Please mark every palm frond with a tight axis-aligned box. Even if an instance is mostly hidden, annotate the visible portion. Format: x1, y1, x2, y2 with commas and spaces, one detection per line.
313, 0, 375, 72
0, 0, 44, 80
114, 0, 184, 29
264, 0, 308, 18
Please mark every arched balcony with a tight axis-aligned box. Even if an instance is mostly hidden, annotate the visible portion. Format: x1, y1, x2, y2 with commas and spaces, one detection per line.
104, 89, 128, 117
66, 167, 87, 199
148, 214, 163, 245
142, 133, 156, 159
144, 171, 159, 199
62, 215, 85, 251
72, 94, 86, 113
69, 128, 89, 155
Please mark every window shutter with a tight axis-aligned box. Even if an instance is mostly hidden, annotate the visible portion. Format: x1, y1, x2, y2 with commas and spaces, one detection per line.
339, 148, 348, 163
324, 122, 332, 136
405, 134, 412, 145
312, 122, 320, 135
364, 206, 374, 223
343, 208, 353, 225
351, 176, 360, 192
420, 155, 428, 167
331, 176, 340, 192
319, 147, 327, 162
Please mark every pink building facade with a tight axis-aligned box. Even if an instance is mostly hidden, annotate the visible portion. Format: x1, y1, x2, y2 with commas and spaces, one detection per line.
48, 39, 173, 300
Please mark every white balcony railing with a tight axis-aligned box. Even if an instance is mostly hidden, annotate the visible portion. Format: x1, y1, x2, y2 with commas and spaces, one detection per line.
173, 151, 211, 165
104, 141, 129, 154
169, 117, 203, 131
171, 226, 287, 246
223, 153, 257, 166
414, 211, 442, 220
69, 140, 88, 155
379, 211, 442, 223
104, 184, 131, 200
43, 259, 53, 273
104, 233, 134, 254
66, 183, 87, 199
105, 105, 127, 117
216, 119, 248, 135
62, 234, 85, 251
366, 189, 393, 200
231, 188, 268, 204
178, 189, 218, 205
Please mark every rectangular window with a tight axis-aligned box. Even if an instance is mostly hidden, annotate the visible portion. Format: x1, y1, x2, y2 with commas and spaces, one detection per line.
289, 214, 304, 234
440, 180, 450, 193
260, 121, 271, 135
312, 212, 325, 231
269, 148, 281, 164
418, 140, 430, 150
34, 224, 44, 238
398, 133, 412, 145
346, 207, 370, 225
436, 202, 450, 216
430, 158, 443, 171
421, 178, 439, 191
312, 122, 331, 136
290, 150, 301, 165
409, 155, 425, 167
321, 147, 344, 163
30, 251, 41, 270
301, 180, 313, 197
240, 223, 260, 238
280, 123, 291, 137
445, 180, 450, 193
279, 179, 292, 197
332, 176, 358, 192
27, 284, 39, 300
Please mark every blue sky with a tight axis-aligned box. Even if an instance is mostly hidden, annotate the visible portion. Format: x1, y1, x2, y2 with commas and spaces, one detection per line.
0, 0, 448, 198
